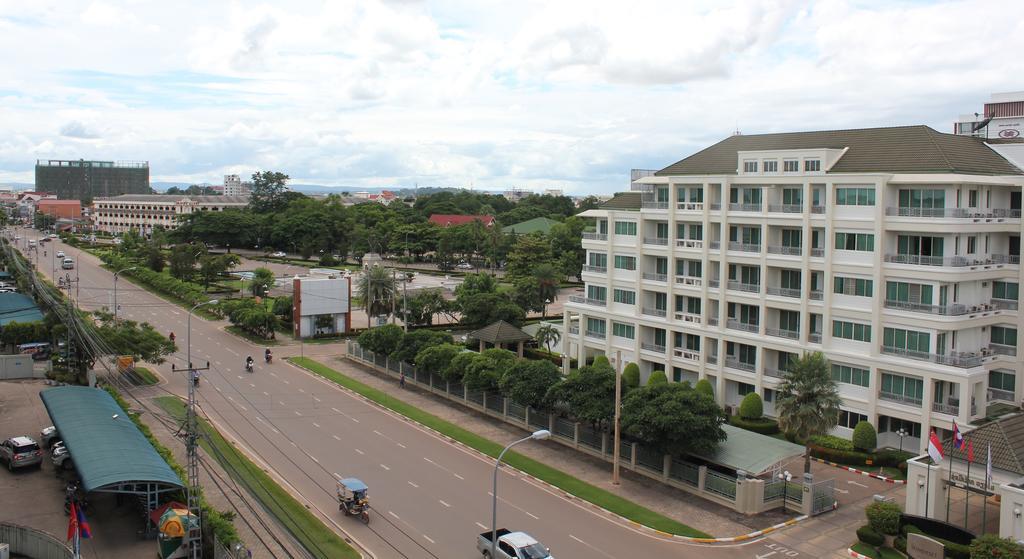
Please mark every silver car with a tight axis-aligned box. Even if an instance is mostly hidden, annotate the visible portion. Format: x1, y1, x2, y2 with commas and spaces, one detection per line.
1, 436, 43, 470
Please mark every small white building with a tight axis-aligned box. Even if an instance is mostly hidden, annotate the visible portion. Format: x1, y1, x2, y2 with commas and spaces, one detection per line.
292, 275, 351, 338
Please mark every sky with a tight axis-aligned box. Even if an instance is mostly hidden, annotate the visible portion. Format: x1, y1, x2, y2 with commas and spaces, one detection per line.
1, 0, 1023, 194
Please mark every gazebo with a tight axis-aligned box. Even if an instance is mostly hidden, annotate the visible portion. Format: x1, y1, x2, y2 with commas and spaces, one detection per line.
467, 320, 534, 357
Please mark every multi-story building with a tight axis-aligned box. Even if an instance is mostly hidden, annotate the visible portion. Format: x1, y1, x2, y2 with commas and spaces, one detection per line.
954, 91, 1024, 175
35, 159, 150, 200
565, 125, 1024, 454
223, 174, 252, 197
92, 194, 249, 235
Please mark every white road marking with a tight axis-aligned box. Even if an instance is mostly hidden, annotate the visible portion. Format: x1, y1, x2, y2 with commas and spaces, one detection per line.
569, 534, 617, 559
439, 500, 450, 508
282, 379, 290, 385
263, 391, 269, 396
215, 361, 222, 365
408, 481, 419, 488
227, 396, 234, 402
848, 480, 868, 488
294, 410, 302, 416
355, 448, 364, 455
313, 397, 321, 402
237, 375, 244, 379
332, 435, 341, 441
331, 407, 341, 413
238, 405, 247, 411
298, 388, 305, 393
270, 372, 277, 377
227, 348, 239, 356
312, 422, 321, 428
350, 417, 360, 423
279, 401, 286, 406
388, 511, 399, 520
380, 464, 390, 471
834, 488, 849, 494
255, 416, 264, 423
311, 456, 319, 463
249, 383, 255, 388
397, 442, 406, 449
423, 535, 434, 544
454, 473, 465, 480
476, 522, 488, 530
374, 430, 384, 436
215, 386, 222, 392
271, 428, 279, 434
488, 492, 538, 519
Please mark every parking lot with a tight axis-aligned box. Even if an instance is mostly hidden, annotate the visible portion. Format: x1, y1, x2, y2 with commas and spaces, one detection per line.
0, 380, 153, 558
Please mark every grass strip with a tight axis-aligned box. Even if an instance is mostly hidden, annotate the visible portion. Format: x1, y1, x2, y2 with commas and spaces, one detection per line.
132, 366, 159, 385
290, 356, 710, 538
154, 396, 360, 559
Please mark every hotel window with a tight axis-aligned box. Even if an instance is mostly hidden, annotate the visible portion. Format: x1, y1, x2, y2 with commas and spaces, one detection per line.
991, 326, 1018, 347
838, 410, 869, 429
613, 289, 636, 305
612, 322, 635, 339
833, 276, 873, 297
613, 221, 637, 235
613, 255, 636, 270
783, 160, 799, 172
763, 160, 778, 172
586, 285, 607, 302
743, 160, 758, 173
835, 232, 874, 251
804, 159, 821, 172
835, 187, 876, 206
990, 370, 1016, 393
832, 364, 870, 387
832, 320, 871, 342
993, 281, 1019, 301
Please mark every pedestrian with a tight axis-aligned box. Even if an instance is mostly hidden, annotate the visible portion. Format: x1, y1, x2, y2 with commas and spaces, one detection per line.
399, 372, 406, 389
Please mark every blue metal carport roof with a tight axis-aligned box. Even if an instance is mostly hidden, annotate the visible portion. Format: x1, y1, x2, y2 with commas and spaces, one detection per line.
39, 386, 183, 493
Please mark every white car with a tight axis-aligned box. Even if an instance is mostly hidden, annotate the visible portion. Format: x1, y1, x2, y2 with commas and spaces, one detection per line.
49, 233, 58, 239
111, 238, 122, 245
456, 262, 474, 270
56, 251, 65, 258
271, 251, 287, 258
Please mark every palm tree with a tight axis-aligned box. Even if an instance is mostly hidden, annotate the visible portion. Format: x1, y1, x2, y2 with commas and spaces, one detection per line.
533, 262, 560, 317
776, 351, 842, 474
357, 265, 396, 328
535, 324, 561, 355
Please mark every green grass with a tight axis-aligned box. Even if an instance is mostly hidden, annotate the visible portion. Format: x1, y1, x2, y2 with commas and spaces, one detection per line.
154, 396, 360, 559
225, 325, 282, 346
289, 357, 710, 538
131, 366, 160, 385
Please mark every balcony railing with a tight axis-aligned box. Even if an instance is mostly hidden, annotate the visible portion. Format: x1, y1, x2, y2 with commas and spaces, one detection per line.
808, 333, 822, 343
886, 207, 1023, 219
727, 319, 759, 332
642, 201, 669, 210
767, 204, 803, 213
724, 358, 756, 372
766, 327, 799, 340
763, 367, 787, 378
992, 254, 1022, 265
810, 248, 825, 257
675, 275, 703, 288
766, 286, 801, 298
708, 279, 720, 289
582, 265, 607, 273
881, 346, 984, 368
989, 343, 1018, 357
932, 402, 959, 415
641, 342, 666, 353
677, 202, 705, 211
675, 312, 702, 325
709, 203, 722, 211
727, 281, 760, 293
642, 272, 668, 282
885, 254, 1021, 267
568, 295, 606, 307
641, 307, 667, 318
582, 232, 607, 241
992, 298, 1020, 311
676, 239, 704, 249
709, 241, 721, 250
884, 300, 969, 316
673, 348, 700, 361
643, 237, 669, 246
706, 354, 718, 364
568, 326, 580, 335
809, 290, 823, 300
879, 391, 922, 407
584, 330, 606, 339
728, 242, 761, 253
811, 205, 826, 214
729, 203, 763, 212
988, 387, 1015, 402
767, 245, 802, 256
707, 317, 719, 327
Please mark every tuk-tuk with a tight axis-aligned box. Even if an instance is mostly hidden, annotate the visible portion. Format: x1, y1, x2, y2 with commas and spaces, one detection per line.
337, 478, 369, 523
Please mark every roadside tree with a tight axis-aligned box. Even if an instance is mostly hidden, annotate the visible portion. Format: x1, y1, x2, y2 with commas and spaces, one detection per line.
621, 382, 726, 456
498, 359, 561, 410
776, 351, 842, 473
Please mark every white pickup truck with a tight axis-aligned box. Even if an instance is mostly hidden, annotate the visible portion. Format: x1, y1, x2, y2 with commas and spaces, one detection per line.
477, 529, 553, 559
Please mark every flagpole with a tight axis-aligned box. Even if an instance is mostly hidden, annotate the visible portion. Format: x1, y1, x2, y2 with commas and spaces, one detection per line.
945, 451, 953, 521
925, 460, 931, 519
964, 456, 972, 530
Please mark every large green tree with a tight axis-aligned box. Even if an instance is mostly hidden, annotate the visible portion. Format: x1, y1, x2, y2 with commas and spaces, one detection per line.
168, 244, 201, 281
499, 359, 561, 410
414, 343, 464, 377
547, 360, 617, 431
402, 288, 452, 326
391, 329, 452, 363
462, 348, 516, 392
198, 253, 240, 291
534, 324, 561, 354
621, 383, 726, 456
249, 171, 291, 214
776, 351, 842, 473
250, 267, 276, 297
459, 292, 525, 328
356, 324, 404, 356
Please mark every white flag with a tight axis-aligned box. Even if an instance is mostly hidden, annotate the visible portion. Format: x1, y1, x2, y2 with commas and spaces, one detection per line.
928, 430, 944, 464
986, 443, 993, 487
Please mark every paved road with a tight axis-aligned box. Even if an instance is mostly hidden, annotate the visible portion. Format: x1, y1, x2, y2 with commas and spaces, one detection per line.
11, 228, 818, 559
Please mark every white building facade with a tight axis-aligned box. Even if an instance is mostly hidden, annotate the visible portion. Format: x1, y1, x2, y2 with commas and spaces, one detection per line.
92, 194, 249, 234
291, 275, 351, 338
223, 174, 252, 197
564, 125, 1024, 454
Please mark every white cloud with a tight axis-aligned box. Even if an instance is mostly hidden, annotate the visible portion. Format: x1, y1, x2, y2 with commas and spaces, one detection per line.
0, 0, 1023, 192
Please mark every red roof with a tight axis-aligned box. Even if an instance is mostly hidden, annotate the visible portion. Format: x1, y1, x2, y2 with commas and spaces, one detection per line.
37, 200, 82, 206
428, 214, 495, 227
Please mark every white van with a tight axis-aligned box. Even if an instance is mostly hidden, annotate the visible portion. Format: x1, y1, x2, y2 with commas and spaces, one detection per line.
61, 258, 74, 270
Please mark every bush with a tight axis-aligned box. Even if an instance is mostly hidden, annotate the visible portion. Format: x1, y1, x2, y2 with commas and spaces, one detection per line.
592, 355, 610, 368
893, 536, 906, 554
738, 392, 763, 419
99, 252, 210, 309
647, 370, 667, 386
728, 415, 780, 435
809, 434, 855, 451
694, 378, 714, 399
319, 254, 339, 266
622, 363, 640, 391
856, 524, 885, 547
356, 324, 404, 356
852, 421, 877, 451
865, 501, 902, 536
522, 347, 576, 369
970, 534, 1024, 559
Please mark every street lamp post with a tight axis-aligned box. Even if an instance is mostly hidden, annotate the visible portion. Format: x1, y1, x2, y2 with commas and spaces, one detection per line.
113, 266, 137, 323
491, 430, 550, 558
187, 300, 218, 382
778, 470, 792, 506
897, 428, 909, 454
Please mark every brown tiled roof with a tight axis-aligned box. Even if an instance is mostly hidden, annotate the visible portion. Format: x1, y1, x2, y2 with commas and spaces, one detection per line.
945, 414, 1024, 475
467, 320, 533, 343
599, 192, 642, 210
655, 125, 1023, 177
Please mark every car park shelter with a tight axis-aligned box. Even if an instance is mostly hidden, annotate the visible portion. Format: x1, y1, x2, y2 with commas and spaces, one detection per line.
39, 386, 183, 523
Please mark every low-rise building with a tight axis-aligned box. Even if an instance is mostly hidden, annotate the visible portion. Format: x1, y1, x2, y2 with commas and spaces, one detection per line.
291, 275, 351, 338
91, 194, 249, 235
36, 199, 82, 220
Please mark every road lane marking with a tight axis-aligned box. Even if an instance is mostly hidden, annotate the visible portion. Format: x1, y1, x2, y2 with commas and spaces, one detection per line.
263, 391, 269, 396
294, 411, 302, 416
380, 464, 390, 471
848, 480, 868, 488
332, 435, 341, 441
388, 511, 399, 520
215, 387, 222, 392
374, 430, 384, 436
423, 535, 434, 544
238, 405, 247, 411
282, 379, 289, 385
298, 388, 305, 393
570, 535, 617, 559
350, 417, 360, 423
255, 416, 264, 423
408, 481, 419, 488
270, 372, 277, 377
396, 442, 406, 449
454, 473, 465, 480
249, 383, 255, 388
312, 422, 321, 428
488, 492, 538, 519
279, 401, 286, 406
237, 375, 244, 379
227, 348, 239, 356
439, 500, 450, 508
355, 448, 364, 455
271, 428, 279, 434
331, 407, 341, 413
313, 397, 321, 402
227, 396, 234, 402
476, 522, 488, 530
215, 361, 222, 365
311, 455, 319, 463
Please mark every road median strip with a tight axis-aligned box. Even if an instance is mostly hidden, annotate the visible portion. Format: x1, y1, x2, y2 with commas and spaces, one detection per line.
291, 357, 727, 538
154, 395, 361, 559
811, 457, 907, 484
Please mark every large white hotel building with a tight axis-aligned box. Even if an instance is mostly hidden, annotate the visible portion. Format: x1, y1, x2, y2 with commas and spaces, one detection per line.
564, 125, 1024, 453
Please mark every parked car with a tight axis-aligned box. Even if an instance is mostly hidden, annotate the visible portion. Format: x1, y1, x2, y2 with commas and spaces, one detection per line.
0, 436, 43, 470
39, 237, 51, 243
49, 233, 58, 239
477, 529, 553, 559
456, 262, 474, 270
51, 442, 72, 470
56, 250, 65, 258
271, 251, 287, 258
40, 425, 59, 448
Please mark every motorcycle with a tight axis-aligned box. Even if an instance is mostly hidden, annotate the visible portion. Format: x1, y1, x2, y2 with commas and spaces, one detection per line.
265, 353, 273, 364
245, 361, 254, 373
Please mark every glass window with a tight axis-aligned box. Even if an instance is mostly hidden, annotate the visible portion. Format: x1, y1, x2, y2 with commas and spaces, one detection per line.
834, 276, 873, 297
832, 364, 870, 387
781, 229, 802, 248
613, 289, 635, 305
783, 160, 799, 172
614, 221, 637, 235
587, 253, 607, 268
991, 326, 1018, 347
613, 255, 636, 270
832, 320, 871, 342
883, 327, 931, 353
881, 373, 923, 401
779, 310, 800, 332
994, 281, 1019, 301
836, 187, 876, 206
990, 370, 1016, 392
743, 161, 758, 173
738, 382, 755, 396
782, 188, 802, 205
835, 232, 874, 252
805, 159, 821, 172
612, 322, 635, 339
586, 317, 606, 334
587, 285, 607, 301
763, 160, 778, 172
838, 410, 869, 429
780, 269, 801, 290
690, 187, 704, 203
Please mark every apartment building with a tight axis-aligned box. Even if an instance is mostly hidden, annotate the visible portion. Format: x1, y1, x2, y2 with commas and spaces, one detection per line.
564, 125, 1024, 454
92, 194, 249, 235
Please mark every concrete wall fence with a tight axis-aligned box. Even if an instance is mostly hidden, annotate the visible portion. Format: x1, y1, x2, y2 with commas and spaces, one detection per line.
347, 342, 811, 516
0, 523, 73, 559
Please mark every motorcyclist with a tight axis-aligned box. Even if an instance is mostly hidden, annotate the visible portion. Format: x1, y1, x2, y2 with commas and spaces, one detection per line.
265, 348, 272, 363
169, 332, 176, 342
245, 355, 254, 372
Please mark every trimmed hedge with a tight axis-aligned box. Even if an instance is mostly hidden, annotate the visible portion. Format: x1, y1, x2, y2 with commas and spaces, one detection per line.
738, 392, 763, 419
809, 444, 911, 474
852, 420, 877, 451
866, 501, 901, 535
856, 524, 885, 547
522, 348, 577, 369
98, 251, 212, 311
728, 415, 780, 435
809, 434, 855, 451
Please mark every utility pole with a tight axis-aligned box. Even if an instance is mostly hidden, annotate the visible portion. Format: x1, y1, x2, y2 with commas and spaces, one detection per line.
391, 268, 397, 325
612, 350, 622, 485
402, 271, 408, 333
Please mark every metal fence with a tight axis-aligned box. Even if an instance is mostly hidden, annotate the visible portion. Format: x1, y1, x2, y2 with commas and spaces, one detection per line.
669, 459, 699, 487
763, 479, 786, 501
703, 470, 737, 501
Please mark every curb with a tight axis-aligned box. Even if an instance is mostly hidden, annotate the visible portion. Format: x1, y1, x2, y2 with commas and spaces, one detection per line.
291, 357, 817, 544
811, 457, 907, 484
848, 547, 873, 558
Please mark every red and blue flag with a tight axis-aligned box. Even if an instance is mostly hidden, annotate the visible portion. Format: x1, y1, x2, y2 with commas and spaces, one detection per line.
952, 420, 964, 450
76, 503, 92, 539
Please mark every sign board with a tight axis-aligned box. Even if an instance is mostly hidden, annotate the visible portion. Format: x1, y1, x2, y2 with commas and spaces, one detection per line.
907, 533, 944, 559
116, 355, 135, 373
